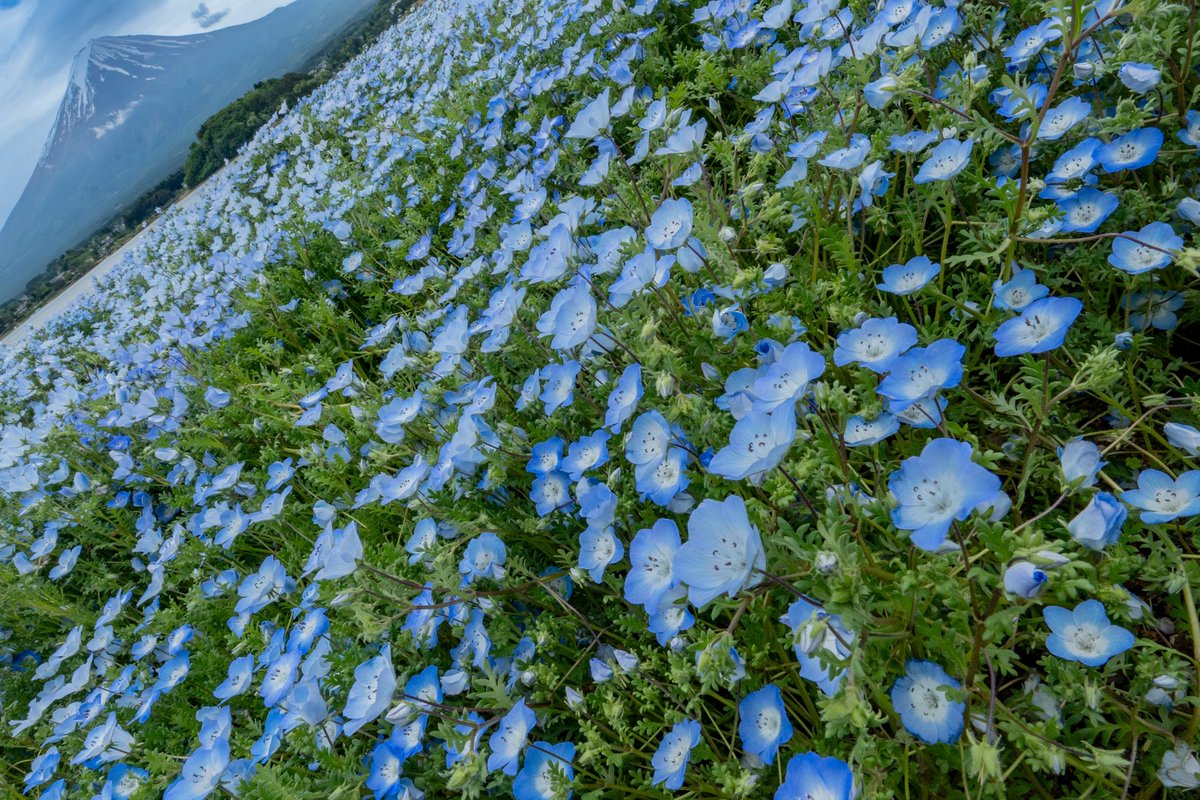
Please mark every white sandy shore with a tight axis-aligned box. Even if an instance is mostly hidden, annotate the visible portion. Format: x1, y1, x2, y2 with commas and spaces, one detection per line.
1, 167, 225, 348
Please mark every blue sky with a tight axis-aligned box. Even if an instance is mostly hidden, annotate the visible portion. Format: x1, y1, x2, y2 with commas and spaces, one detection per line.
0, 0, 293, 224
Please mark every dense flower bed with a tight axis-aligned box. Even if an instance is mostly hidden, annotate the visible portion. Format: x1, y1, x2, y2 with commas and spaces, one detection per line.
1, 0, 1200, 797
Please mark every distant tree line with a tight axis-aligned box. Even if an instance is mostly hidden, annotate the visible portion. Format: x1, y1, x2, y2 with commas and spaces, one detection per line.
0, 0, 410, 338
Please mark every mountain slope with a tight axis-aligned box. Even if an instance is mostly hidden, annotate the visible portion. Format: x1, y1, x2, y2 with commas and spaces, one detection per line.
0, 0, 375, 303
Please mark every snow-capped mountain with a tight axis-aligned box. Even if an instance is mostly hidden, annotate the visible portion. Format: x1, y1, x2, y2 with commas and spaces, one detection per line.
0, 0, 376, 303
41, 38, 203, 166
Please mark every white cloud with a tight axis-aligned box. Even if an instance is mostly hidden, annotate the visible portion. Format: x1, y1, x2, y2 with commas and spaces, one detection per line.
91, 97, 141, 138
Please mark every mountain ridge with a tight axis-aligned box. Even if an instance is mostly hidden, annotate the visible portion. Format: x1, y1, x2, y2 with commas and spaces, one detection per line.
0, 0, 376, 302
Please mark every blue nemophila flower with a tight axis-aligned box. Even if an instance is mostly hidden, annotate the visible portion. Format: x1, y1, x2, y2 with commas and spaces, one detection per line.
260, 648, 301, 707
674, 494, 764, 607
1097, 128, 1163, 172
834, 316, 917, 373
528, 438, 564, 477
888, 438, 1001, 550
738, 684, 792, 764
993, 296, 1082, 356
1068, 491, 1127, 550
1118, 62, 1161, 93
366, 739, 404, 799
1059, 437, 1104, 489
1108, 222, 1183, 273
487, 698, 537, 776
778, 130, 828, 187
877, 255, 940, 295
775, 752, 856, 800
1125, 288, 1185, 330
539, 361, 580, 415
914, 138, 973, 183
342, 645, 396, 736
1003, 561, 1048, 598
646, 198, 694, 250
818, 133, 871, 170
562, 429, 611, 481
265, 458, 294, 491
992, 266, 1048, 311
1003, 18, 1062, 69
636, 446, 690, 506
844, 414, 899, 447
1036, 97, 1091, 141
461, 532, 507, 580
537, 284, 597, 351
204, 386, 231, 408
888, 129, 938, 153
1044, 600, 1135, 667
707, 408, 796, 482
784, 598, 855, 696
624, 519, 680, 612
163, 740, 230, 800
1047, 137, 1101, 183
1179, 110, 1200, 147
1165, 422, 1200, 456
891, 660, 965, 744
1056, 188, 1118, 233
565, 88, 610, 139
606, 363, 643, 432
876, 339, 965, 411
651, 719, 701, 790
579, 525, 623, 581
626, 410, 677, 467
711, 303, 748, 342
751, 341, 826, 412
1122, 469, 1200, 523
25, 748, 59, 791
513, 741, 574, 800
